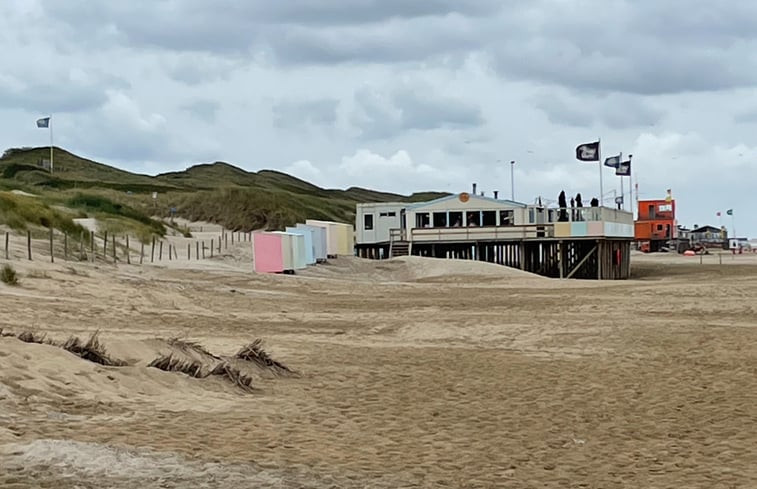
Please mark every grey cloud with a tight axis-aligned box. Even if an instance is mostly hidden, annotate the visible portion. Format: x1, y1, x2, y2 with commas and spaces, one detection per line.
41, 0, 492, 64
272, 99, 338, 129
533, 91, 664, 130
165, 54, 246, 85
734, 108, 757, 124
492, 2, 757, 95
0, 72, 128, 114
181, 100, 221, 123
351, 86, 484, 139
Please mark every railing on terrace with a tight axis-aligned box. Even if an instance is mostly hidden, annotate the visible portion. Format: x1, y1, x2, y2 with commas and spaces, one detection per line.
389, 228, 407, 241
407, 207, 633, 242
410, 224, 553, 242
552, 206, 633, 225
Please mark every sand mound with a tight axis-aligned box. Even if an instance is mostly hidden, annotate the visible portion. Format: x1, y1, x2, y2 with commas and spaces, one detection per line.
0, 335, 295, 412
298, 255, 545, 283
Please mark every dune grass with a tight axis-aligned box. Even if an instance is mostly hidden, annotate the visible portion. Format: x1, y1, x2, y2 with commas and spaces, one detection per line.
1, 145, 450, 233
1, 264, 19, 286
0, 191, 87, 236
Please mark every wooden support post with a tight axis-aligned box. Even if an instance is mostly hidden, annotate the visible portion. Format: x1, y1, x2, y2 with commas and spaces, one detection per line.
90, 231, 95, 262
224, 233, 228, 249
519, 241, 525, 271
140, 242, 145, 265
4, 231, 8, 260
80, 233, 84, 261
187, 243, 191, 260
202, 241, 205, 259
168, 244, 172, 261
567, 244, 597, 279
596, 240, 602, 280
231, 232, 234, 245
151, 237, 155, 263
27, 230, 32, 260
211, 238, 214, 258
558, 241, 564, 279
218, 235, 221, 253
49, 227, 54, 263
112, 235, 117, 262
125, 236, 131, 264
103, 232, 108, 258
64, 233, 68, 261
196, 241, 200, 260
159, 241, 163, 260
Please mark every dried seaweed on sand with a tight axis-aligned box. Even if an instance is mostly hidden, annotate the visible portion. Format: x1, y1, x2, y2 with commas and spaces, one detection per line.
148, 354, 206, 378
235, 339, 298, 377
62, 331, 127, 367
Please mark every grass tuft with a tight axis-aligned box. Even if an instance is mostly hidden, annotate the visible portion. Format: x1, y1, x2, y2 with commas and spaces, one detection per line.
1, 264, 19, 285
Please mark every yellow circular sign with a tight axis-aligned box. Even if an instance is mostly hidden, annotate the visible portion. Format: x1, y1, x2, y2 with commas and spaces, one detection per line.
459, 192, 470, 203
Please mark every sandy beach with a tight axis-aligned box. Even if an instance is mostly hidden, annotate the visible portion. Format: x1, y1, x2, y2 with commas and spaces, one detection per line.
2, 237, 757, 488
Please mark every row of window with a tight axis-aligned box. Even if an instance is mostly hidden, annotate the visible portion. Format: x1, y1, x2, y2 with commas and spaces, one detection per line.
415, 210, 515, 228
363, 211, 397, 231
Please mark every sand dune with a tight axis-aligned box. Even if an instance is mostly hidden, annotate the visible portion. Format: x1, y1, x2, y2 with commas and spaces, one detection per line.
2, 238, 757, 487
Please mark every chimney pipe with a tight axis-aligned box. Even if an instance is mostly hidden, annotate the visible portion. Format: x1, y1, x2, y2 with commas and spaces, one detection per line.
493, 190, 499, 199
472, 183, 477, 194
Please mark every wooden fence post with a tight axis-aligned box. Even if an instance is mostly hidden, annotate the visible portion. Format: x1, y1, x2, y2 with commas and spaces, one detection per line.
218, 236, 221, 253
231, 232, 234, 245
202, 241, 205, 259
224, 233, 228, 250
159, 241, 163, 260
151, 237, 155, 263
90, 231, 95, 262
187, 243, 191, 260
168, 244, 172, 261
64, 233, 68, 261
27, 230, 32, 260
112, 235, 117, 262
211, 239, 214, 258
125, 236, 131, 264
140, 242, 145, 265
196, 241, 199, 260
49, 227, 54, 263
4, 232, 8, 260
80, 232, 84, 261
103, 232, 108, 258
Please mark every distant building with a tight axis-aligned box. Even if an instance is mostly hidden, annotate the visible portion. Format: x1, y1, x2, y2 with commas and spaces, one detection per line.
690, 225, 727, 247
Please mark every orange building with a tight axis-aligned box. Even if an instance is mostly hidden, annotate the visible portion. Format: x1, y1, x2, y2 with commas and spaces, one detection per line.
635, 198, 676, 252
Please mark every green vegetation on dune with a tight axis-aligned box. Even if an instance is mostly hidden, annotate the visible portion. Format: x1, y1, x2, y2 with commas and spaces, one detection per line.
0, 145, 451, 234
0, 191, 87, 237
174, 187, 357, 231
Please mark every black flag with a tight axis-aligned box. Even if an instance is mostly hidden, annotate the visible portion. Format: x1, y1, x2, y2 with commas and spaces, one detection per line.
616, 160, 631, 176
576, 141, 600, 161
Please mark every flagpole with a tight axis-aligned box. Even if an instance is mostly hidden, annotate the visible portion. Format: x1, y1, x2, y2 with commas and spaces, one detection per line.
618, 152, 623, 209
49, 115, 54, 174
627, 154, 633, 213
731, 212, 736, 239
598, 137, 604, 207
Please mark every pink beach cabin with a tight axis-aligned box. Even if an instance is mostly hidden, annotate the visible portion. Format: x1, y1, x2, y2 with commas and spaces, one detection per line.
253, 232, 284, 273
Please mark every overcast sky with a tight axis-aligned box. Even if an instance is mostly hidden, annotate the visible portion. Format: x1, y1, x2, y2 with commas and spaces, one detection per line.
1, 0, 755, 236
